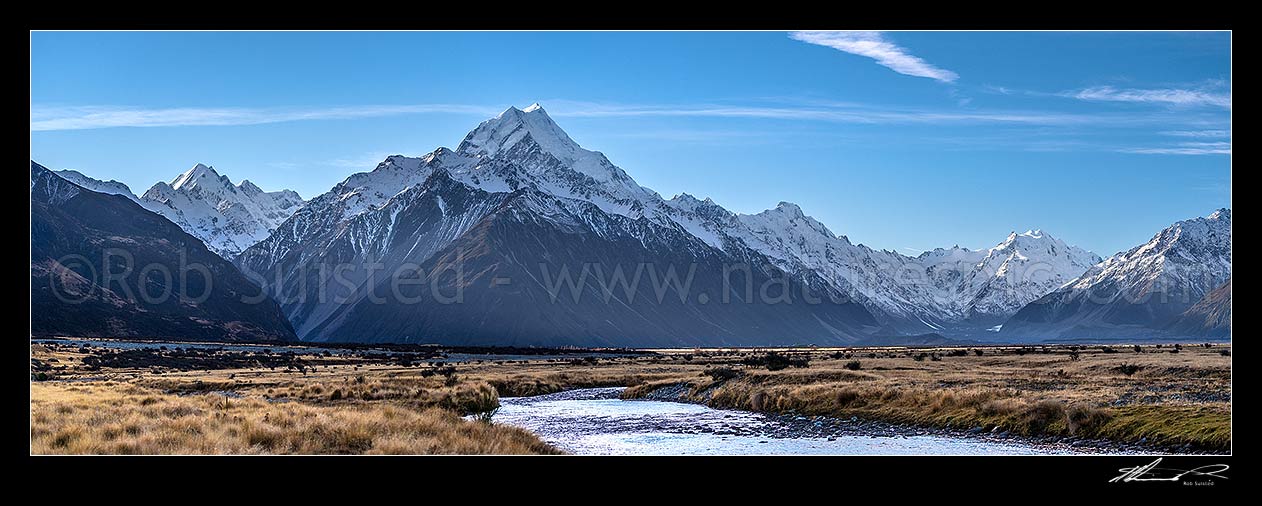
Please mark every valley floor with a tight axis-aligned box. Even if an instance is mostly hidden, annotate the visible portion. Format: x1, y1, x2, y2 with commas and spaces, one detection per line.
30, 340, 1230, 454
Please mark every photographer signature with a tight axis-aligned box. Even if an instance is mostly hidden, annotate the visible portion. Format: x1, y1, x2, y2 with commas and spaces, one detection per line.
1110, 458, 1229, 483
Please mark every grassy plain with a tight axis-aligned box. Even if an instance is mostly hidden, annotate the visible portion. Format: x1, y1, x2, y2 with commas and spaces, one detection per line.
30, 341, 1230, 454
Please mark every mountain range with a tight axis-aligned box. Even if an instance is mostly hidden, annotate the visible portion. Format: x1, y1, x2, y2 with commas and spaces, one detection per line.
56, 164, 304, 258
31, 162, 296, 341
31, 103, 1231, 345
236, 106, 879, 346
1002, 209, 1231, 340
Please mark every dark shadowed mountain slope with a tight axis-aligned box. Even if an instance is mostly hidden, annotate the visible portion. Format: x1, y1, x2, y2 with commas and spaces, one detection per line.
1168, 278, 1231, 338
237, 107, 884, 346
31, 161, 296, 341
303, 175, 879, 346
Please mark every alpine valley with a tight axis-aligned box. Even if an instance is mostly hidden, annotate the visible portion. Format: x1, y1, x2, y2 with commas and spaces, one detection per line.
31, 105, 1231, 345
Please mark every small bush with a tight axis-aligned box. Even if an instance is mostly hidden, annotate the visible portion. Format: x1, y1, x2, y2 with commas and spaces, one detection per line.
1066, 404, 1112, 434
1115, 363, 1143, 376
704, 367, 742, 381
835, 389, 862, 408
1133, 345, 1143, 353
844, 360, 862, 371
1069, 351, 1081, 361
1219, 349, 1231, 357
471, 407, 500, 424
973, 349, 984, 356
1020, 400, 1066, 434
741, 352, 809, 371
912, 353, 927, 362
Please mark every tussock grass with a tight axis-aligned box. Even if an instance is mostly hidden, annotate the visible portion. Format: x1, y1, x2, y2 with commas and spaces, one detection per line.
486, 371, 677, 397
612, 345, 1230, 451
1091, 405, 1231, 450
32, 341, 1230, 453
30, 382, 559, 455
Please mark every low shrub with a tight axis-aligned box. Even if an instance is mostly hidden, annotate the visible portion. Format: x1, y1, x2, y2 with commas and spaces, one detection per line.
704, 367, 743, 381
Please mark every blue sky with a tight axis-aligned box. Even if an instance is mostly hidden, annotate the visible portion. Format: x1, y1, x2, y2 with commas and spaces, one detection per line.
30, 31, 1230, 256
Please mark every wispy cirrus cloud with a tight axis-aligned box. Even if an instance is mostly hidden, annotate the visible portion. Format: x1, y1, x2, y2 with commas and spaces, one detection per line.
29, 104, 499, 131
33, 98, 1225, 137
1120, 141, 1231, 155
1067, 86, 1231, 109
1159, 129, 1231, 138
592, 128, 782, 144
789, 31, 959, 83
544, 100, 1092, 125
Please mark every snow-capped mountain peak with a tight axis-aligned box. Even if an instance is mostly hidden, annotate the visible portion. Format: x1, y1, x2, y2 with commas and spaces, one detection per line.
458, 104, 580, 162
1067, 208, 1230, 293
1004, 208, 1231, 339
724, 197, 1101, 329
53, 169, 139, 203
47, 164, 305, 259
961, 229, 1102, 318
1003, 229, 1044, 242
238, 179, 265, 196
240, 104, 1106, 336
775, 201, 806, 217
735, 201, 839, 245
141, 165, 306, 258
170, 163, 224, 190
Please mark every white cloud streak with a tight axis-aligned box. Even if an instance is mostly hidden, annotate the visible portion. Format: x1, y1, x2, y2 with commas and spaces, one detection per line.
544, 100, 1092, 125
789, 31, 959, 83
32, 98, 1227, 138
1069, 86, 1231, 109
1120, 141, 1232, 155
29, 104, 499, 131
1160, 129, 1231, 138
540, 97, 1191, 127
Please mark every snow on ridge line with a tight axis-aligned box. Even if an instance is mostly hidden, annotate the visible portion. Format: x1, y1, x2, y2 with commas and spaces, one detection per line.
53, 163, 306, 259
276, 103, 1113, 327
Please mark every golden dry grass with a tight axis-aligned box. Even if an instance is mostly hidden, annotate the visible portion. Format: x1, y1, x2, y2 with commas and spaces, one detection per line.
614, 346, 1231, 451
31, 342, 1230, 453
30, 381, 559, 455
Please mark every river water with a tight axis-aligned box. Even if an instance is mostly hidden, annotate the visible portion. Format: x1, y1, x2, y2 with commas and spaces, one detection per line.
494, 388, 1127, 456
